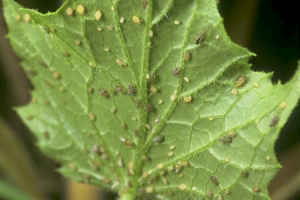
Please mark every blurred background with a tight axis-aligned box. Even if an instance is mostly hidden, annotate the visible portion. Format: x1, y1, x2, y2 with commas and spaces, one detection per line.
0, 0, 299, 199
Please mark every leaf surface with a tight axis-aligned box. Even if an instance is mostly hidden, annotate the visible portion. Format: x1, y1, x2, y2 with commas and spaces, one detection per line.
3, 0, 300, 199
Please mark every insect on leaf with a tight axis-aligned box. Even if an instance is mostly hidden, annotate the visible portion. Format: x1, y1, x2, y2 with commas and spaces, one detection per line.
3, 0, 300, 199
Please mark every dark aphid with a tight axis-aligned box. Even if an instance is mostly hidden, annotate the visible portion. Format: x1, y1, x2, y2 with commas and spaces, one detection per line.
134, 129, 139, 137
252, 185, 260, 193
145, 103, 152, 112
196, 31, 206, 45
63, 51, 70, 57
92, 144, 100, 154
270, 116, 279, 127
210, 176, 219, 186
99, 89, 109, 98
116, 85, 126, 94
219, 132, 237, 144
148, 74, 158, 83
206, 190, 214, 197
142, 0, 148, 9
136, 98, 141, 108
127, 84, 137, 95
172, 67, 180, 77
39, 61, 47, 68
124, 140, 135, 147
154, 135, 164, 143
241, 171, 249, 178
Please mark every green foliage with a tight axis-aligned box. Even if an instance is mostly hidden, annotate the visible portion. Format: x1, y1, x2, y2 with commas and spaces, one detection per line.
3, 0, 300, 199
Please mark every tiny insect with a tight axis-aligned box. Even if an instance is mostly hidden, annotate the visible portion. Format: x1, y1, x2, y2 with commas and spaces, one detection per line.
127, 84, 137, 95
172, 67, 180, 77
210, 176, 219, 186
124, 140, 135, 147
77, 5, 85, 15
136, 98, 141, 108
196, 30, 206, 45
145, 104, 152, 112
252, 185, 260, 193
241, 171, 249, 178
206, 190, 214, 197
153, 135, 164, 143
99, 89, 109, 98
132, 15, 141, 24
94, 10, 102, 20
66, 7, 73, 16
142, 0, 148, 9
184, 52, 190, 61
116, 85, 126, 94
270, 116, 279, 127
236, 76, 247, 87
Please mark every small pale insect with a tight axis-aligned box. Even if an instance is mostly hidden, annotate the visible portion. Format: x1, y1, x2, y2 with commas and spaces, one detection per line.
184, 77, 190, 82
125, 140, 135, 147
168, 165, 174, 171
253, 82, 260, 88
175, 162, 183, 172
104, 48, 110, 52
154, 135, 164, 143
149, 30, 153, 38
231, 88, 239, 96
210, 176, 219, 186
192, 186, 197, 191
156, 163, 164, 169
89, 113, 96, 121
145, 124, 151, 130
270, 116, 279, 127
252, 185, 260, 193
116, 59, 126, 66
225, 190, 231, 194
172, 67, 180, 77
145, 186, 154, 193
183, 96, 192, 103
209, 117, 214, 121
215, 34, 220, 39
241, 171, 249, 178
218, 195, 223, 200
196, 30, 206, 45
94, 10, 102, 20
142, 172, 148, 178
132, 15, 141, 24
150, 86, 157, 93
24, 13, 31, 23
66, 7, 73, 16
15, 14, 21, 21
77, 5, 85, 15
174, 20, 180, 25
170, 145, 175, 150
236, 76, 246, 87
111, 6, 115, 11
184, 52, 190, 61
75, 40, 81, 46
279, 101, 287, 109
52, 71, 60, 79
99, 89, 109, 98
158, 99, 163, 104
120, 17, 125, 23
162, 177, 168, 185
168, 151, 174, 157
179, 184, 187, 190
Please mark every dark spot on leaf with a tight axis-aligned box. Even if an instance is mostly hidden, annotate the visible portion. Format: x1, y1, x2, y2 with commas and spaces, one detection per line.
270, 116, 279, 127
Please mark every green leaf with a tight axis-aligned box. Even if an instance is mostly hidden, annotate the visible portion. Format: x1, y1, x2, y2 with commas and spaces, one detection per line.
3, 0, 300, 199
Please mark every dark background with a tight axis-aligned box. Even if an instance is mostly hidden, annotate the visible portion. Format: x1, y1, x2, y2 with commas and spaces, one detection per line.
0, 0, 299, 199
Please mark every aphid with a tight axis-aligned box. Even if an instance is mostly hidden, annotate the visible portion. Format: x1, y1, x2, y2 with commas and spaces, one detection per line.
162, 177, 169, 185
145, 124, 151, 130
124, 140, 135, 147
15, 14, 21, 21
168, 165, 174, 171
218, 195, 223, 200
88, 87, 94, 94
195, 30, 206, 45
127, 84, 137, 95
241, 171, 249, 178
158, 99, 163, 104
149, 30, 153, 37
215, 35, 220, 40
150, 86, 157, 93
134, 129, 139, 137
178, 174, 184, 178
184, 77, 190, 82
184, 52, 190, 61
172, 67, 180, 77
170, 145, 175, 150
116, 85, 126, 94
104, 48, 110, 52
120, 17, 125, 23
145, 104, 152, 112
44, 132, 50, 140
192, 186, 197, 191
252, 185, 260, 193
110, 107, 116, 114
219, 132, 237, 144
231, 88, 239, 96
206, 190, 214, 197
66, 7, 73, 16
183, 96, 192, 103
121, 122, 127, 129
92, 144, 100, 154
63, 51, 69, 57
175, 162, 183, 172
156, 163, 164, 169
116, 59, 127, 66
142, 172, 148, 178
49, 27, 56, 33
136, 98, 141, 108
147, 74, 158, 83
154, 135, 164, 143
269, 116, 279, 127
279, 101, 287, 109
209, 117, 215, 121
210, 176, 219, 186
266, 156, 271, 161
89, 113, 96, 121
99, 89, 109, 98
168, 151, 174, 157
145, 186, 154, 193
94, 10, 102, 20
236, 76, 246, 87
75, 40, 81, 46
142, 0, 148, 9
24, 13, 31, 23
225, 190, 231, 194
108, 26, 114, 31
253, 82, 260, 88
52, 71, 60, 79
132, 15, 141, 24
77, 5, 85, 15
170, 92, 176, 100
174, 20, 180, 25
179, 184, 187, 190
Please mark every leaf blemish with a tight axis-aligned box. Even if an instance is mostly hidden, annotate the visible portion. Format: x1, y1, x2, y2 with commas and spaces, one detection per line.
172, 67, 181, 77
270, 116, 279, 127
210, 176, 219, 186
